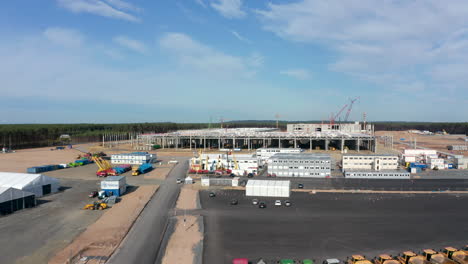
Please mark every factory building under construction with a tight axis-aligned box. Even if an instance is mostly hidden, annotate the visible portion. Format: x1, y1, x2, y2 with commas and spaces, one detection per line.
135, 122, 376, 152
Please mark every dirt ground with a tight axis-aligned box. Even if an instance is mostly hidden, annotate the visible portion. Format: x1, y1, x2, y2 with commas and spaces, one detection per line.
376, 130, 467, 155
0, 147, 86, 173
176, 186, 199, 210
49, 185, 158, 264
161, 215, 202, 264
144, 163, 175, 180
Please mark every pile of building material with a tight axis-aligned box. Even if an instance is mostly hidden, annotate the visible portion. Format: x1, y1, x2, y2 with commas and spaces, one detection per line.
246, 180, 290, 197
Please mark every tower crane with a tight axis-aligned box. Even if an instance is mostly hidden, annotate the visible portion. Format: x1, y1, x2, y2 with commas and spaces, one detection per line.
344, 97, 359, 122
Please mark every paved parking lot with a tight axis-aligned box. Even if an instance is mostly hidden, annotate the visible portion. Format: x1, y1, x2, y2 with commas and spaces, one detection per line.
200, 190, 468, 264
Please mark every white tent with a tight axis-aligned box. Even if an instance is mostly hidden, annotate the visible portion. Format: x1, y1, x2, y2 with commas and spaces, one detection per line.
0, 172, 60, 197
0, 187, 35, 203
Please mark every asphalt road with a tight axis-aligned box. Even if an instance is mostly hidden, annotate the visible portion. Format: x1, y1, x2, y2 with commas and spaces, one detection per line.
106, 157, 189, 264
200, 190, 468, 264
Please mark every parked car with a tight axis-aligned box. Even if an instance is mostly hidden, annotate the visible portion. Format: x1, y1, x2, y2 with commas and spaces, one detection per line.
230, 173, 236, 177
284, 200, 291, 207
298, 183, 304, 189
88, 191, 98, 198
252, 199, 259, 205
275, 200, 282, 206
247, 173, 254, 178
209, 192, 216, 197
323, 259, 340, 264
176, 178, 183, 184
259, 202, 266, 208
230, 199, 238, 205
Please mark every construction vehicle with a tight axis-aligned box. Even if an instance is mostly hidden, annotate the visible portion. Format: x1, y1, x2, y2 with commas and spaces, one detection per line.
82, 201, 108, 210
347, 255, 373, 264
396, 251, 431, 264
92, 156, 114, 177
131, 163, 153, 176
131, 165, 140, 176
441, 247, 468, 264
422, 249, 458, 264
374, 255, 400, 264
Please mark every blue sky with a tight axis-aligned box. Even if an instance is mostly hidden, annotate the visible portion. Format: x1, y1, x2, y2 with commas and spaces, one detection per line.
0, 0, 467, 123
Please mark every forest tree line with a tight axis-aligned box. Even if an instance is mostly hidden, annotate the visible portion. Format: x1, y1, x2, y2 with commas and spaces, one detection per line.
0, 121, 466, 150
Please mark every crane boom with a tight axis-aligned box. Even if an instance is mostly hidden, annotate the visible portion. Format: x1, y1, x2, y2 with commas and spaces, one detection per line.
344, 97, 359, 122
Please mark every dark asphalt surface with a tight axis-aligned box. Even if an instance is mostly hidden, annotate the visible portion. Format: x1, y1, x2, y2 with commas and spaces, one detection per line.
235, 176, 468, 191
106, 157, 189, 264
200, 190, 468, 264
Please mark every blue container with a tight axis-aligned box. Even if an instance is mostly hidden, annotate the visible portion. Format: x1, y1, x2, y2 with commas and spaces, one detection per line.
138, 163, 153, 174
410, 162, 427, 169
448, 163, 454, 169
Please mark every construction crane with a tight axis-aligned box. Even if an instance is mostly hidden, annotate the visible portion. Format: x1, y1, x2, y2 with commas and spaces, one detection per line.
344, 97, 359, 122
330, 97, 360, 126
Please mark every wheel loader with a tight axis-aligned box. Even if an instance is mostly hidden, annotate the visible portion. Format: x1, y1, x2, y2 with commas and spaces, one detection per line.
396, 251, 431, 264
83, 201, 108, 210
373, 255, 400, 264
422, 249, 458, 264
347, 255, 373, 264
440, 247, 468, 264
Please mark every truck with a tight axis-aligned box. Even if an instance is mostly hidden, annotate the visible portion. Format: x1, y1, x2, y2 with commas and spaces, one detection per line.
132, 163, 153, 176
373, 255, 400, 264
422, 249, 458, 264
441, 247, 468, 264
396, 251, 431, 264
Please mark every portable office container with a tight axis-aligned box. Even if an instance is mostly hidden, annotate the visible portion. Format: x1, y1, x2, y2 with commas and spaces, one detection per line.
100, 176, 126, 197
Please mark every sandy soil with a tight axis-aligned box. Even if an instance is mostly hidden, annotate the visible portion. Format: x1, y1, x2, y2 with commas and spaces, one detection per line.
176, 186, 199, 210
161, 216, 202, 264
156, 149, 194, 157
48, 185, 158, 264
143, 163, 175, 180
376, 131, 467, 155
0, 147, 87, 173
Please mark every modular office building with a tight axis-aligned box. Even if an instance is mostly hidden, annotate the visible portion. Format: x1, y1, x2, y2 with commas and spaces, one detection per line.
111, 152, 156, 165
268, 153, 331, 177
344, 170, 410, 179
342, 154, 399, 171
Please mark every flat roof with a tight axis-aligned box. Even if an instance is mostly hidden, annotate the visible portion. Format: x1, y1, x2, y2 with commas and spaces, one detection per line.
270, 153, 331, 160
343, 154, 397, 157
103, 176, 126, 181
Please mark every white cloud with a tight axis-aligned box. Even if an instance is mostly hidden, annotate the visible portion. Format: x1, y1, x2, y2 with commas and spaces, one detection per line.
248, 52, 264, 68
159, 32, 257, 77
113, 35, 147, 54
256, 0, 468, 95
43, 27, 84, 48
280, 69, 311, 80
231, 30, 250, 43
104, 0, 142, 12
57, 0, 140, 22
195, 0, 206, 8
211, 0, 246, 19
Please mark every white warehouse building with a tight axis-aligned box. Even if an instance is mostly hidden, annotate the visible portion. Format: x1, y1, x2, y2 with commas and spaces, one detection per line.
268, 153, 331, 178
246, 180, 290, 198
342, 154, 399, 171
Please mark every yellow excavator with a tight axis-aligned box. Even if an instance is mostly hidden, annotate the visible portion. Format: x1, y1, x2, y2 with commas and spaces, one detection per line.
374, 255, 400, 264
422, 249, 458, 264
83, 201, 108, 210
440, 247, 468, 264
397, 251, 431, 264
347, 255, 373, 264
